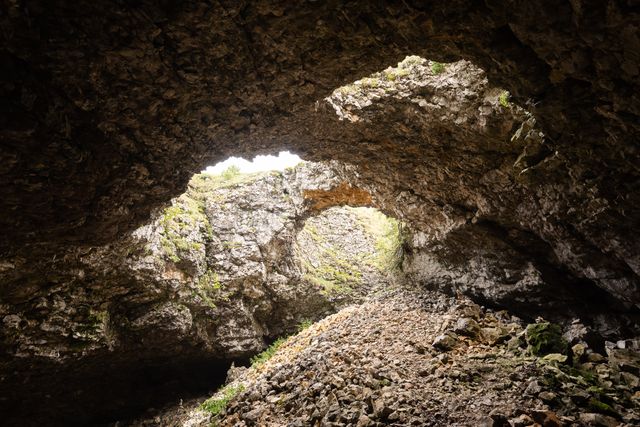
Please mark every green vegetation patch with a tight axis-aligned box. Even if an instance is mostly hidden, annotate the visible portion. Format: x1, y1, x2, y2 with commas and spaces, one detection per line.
221, 164, 240, 180
398, 55, 425, 68
200, 384, 245, 417
302, 256, 362, 296
300, 208, 404, 296
193, 269, 225, 308
75, 309, 108, 338
430, 61, 446, 74
189, 167, 268, 194
499, 90, 510, 108
297, 319, 313, 332
525, 322, 568, 356
354, 208, 404, 272
384, 68, 410, 81
587, 398, 619, 417
198, 270, 221, 290
333, 55, 431, 97
159, 195, 211, 263
250, 319, 316, 367
360, 77, 380, 88
159, 165, 273, 263
250, 337, 288, 367
300, 218, 364, 296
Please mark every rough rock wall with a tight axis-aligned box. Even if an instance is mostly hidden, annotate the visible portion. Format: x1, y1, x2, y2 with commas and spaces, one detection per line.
296, 206, 402, 304
0, 162, 397, 426
1, 1, 640, 422
315, 58, 639, 325
1, 2, 638, 311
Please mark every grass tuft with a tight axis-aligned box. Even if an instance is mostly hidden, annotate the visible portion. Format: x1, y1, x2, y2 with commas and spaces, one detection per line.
297, 319, 313, 332
250, 337, 288, 367
200, 384, 245, 417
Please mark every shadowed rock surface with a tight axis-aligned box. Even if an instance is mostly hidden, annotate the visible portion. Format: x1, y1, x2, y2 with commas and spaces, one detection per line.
1, 1, 640, 425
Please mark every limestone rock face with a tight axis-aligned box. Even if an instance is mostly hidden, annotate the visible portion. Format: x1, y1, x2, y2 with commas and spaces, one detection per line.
0, 162, 395, 425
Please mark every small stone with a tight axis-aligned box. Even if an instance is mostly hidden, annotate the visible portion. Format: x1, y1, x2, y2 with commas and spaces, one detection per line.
539, 391, 557, 402
387, 411, 400, 421
480, 327, 501, 346
587, 352, 607, 363
578, 412, 619, 427
356, 414, 372, 427
572, 343, 587, 363
620, 371, 640, 388
531, 410, 562, 427
490, 413, 511, 427
437, 353, 450, 364
242, 407, 263, 422
453, 317, 481, 337
506, 336, 524, 352
542, 353, 568, 364
373, 398, 393, 418
432, 333, 458, 351
524, 380, 542, 395
509, 414, 534, 427
569, 388, 590, 404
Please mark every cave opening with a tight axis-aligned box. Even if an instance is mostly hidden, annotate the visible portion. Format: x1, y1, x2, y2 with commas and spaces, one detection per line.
97, 158, 409, 425
202, 150, 303, 176
2, 4, 640, 422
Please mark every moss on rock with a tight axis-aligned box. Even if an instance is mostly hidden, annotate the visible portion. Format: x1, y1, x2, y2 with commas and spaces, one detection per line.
525, 322, 568, 356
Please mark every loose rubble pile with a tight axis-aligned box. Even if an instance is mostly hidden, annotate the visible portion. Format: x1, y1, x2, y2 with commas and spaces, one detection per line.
206, 291, 640, 427
126, 289, 640, 427
127, 286, 640, 426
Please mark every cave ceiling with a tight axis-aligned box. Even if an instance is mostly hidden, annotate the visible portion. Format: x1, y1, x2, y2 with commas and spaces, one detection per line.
1, 1, 639, 304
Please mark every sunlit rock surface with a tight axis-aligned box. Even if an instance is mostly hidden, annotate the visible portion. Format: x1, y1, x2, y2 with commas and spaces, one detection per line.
0, 162, 399, 425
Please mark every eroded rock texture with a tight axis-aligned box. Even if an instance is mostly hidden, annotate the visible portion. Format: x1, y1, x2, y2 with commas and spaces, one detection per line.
0, 162, 400, 425
2, 1, 638, 305
1, 0, 640, 424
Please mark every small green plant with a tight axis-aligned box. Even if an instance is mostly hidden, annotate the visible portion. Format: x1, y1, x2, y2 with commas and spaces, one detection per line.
221, 164, 241, 180
158, 193, 213, 263
384, 71, 397, 81
297, 319, 313, 332
200, 384, 245, 417
587, 398, 619, 417
250, 337, 287, 367
430, 61, 445, 74
499, 90, 510, 108
354, 208, 404, 272
385, 68, 409, 81
338, 84, 359, 95
198, 269, 222, 291
525, 322, 568, 356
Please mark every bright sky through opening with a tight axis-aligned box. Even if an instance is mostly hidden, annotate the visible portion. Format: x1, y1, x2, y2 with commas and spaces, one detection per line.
203, 151, 302, 174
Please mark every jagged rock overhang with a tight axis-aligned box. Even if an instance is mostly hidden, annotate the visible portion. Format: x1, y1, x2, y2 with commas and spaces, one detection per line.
2, 1, 638, 257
